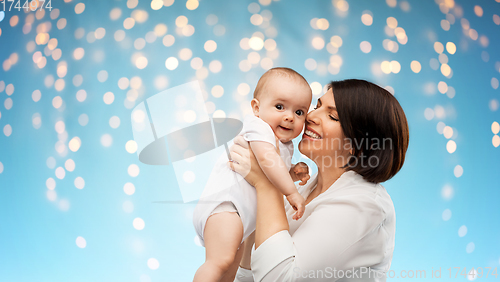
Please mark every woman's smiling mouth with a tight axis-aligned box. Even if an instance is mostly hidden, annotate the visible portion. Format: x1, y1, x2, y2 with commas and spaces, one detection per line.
304, 128, 322, 139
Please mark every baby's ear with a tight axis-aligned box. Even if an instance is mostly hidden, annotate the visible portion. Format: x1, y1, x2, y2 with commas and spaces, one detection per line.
251, 98, 260, 117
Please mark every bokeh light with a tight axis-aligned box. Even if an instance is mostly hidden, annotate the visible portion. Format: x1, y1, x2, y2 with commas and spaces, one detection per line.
47, 190, 57, 201
76, 89, 87, 102
101, 134, 113, 147
446, 140, 457, 153
55, 167, 66, 180
466, 242, 475, 254
204, 40, 217, 53
493, 135, 500, 147
360, 41, 371, 53
446, 42, 456, 54
209, 60, 222, 73
147, 258, 160, 270
78, 114, 89, 126
46, 178, 56, 190
361, 11, 373, 26
125, 140, 138, 154
69, 136, 81, 152
133, 217, 145, 230
441, 184, 454, 200
458, 225, 468, 237
442, 209, 452, 221
491, 78, 499, 90
165, 57, 179, 70
75, 3, 85, 14
128, 164, 140, 177
410, 61, 421, 73
454, 165, 463, 178
65, 159, 76, 172
211, 85, 224, 98
492, 122, 500, 134
249, 37, 264, 50
74, 177, 85, 189
123, 201, 134, 213
124, 182, 135, 195
424, 108, 434, 120
32, 113, 42, 129
109, 116, 121, 129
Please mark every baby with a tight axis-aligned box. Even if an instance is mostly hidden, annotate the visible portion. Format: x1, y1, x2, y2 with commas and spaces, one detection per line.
192, 67, 312, 282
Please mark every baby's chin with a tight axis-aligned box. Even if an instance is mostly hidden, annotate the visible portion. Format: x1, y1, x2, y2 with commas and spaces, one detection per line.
277, 134, 301, 143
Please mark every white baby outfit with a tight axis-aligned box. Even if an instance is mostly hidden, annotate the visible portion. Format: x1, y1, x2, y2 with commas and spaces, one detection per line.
193, 114, 294, 247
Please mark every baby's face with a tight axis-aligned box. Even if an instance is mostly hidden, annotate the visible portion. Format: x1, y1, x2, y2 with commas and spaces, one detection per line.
254, 76, 312, 143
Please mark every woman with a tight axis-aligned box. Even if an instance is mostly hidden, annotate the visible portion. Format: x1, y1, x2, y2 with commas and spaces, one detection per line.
227, 79, 409, 281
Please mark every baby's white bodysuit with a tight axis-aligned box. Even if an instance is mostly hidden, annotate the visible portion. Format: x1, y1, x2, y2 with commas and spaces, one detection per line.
192, 115, 293, 247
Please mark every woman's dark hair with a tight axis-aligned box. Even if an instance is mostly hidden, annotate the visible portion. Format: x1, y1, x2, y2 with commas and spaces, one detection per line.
330, 79, 409, 183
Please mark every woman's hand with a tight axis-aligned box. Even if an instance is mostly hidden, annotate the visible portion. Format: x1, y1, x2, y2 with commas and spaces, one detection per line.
227, 135, 269, 188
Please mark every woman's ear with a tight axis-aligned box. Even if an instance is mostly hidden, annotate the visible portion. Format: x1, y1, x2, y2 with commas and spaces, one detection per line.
251, 98, 260, 117
342, 138, 353, 155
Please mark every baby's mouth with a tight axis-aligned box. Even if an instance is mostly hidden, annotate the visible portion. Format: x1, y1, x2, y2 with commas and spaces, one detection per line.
279, 125, 291, 131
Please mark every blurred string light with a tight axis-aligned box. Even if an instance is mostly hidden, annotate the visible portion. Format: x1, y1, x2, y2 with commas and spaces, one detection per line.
425, 3, 494, 248
147, 258, 160, 270
76, 236, 87, 248
493, 121, 500, 147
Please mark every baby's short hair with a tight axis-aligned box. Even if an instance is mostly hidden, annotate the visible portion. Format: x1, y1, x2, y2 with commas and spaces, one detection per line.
253, 67, 308, 99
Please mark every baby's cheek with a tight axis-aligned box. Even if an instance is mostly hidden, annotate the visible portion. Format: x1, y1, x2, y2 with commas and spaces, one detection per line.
294, 122, 305, 136
297, 120, 306, 131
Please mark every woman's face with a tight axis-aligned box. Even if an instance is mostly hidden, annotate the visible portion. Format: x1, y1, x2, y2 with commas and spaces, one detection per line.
298, 89, 351, 169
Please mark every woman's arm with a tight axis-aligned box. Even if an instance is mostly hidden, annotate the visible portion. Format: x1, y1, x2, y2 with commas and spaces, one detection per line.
239, 231, 255, 270
253, 175, 289, 248
228, 136, 289, 248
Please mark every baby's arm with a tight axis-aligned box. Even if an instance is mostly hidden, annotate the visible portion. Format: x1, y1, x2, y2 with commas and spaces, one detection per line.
249, 141, 305, 220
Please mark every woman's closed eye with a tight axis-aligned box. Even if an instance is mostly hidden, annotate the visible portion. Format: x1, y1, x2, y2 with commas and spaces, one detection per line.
313, 104, 339, 121
329, 115, 339, 121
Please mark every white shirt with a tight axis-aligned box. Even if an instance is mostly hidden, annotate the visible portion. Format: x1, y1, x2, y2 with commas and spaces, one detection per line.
193, 115, 294, 247
236, 170, 395, 282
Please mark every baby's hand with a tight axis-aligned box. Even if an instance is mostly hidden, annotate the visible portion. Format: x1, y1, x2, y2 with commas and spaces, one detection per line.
291, 162, 310, 185
286, 192, 305, 221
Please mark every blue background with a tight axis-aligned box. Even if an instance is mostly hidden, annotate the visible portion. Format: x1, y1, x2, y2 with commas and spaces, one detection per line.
0, 0, 499, 281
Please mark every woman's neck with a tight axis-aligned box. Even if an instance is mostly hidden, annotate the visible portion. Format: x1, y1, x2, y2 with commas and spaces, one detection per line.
315, 166, 346, 195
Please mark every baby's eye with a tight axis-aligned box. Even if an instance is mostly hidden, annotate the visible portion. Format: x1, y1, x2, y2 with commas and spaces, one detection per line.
295, 110, 304, 116
275, 104, 284, 110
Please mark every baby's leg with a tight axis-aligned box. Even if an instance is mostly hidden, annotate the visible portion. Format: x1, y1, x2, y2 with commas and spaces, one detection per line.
193, 212, 243, 282
220, 242, 244, 282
